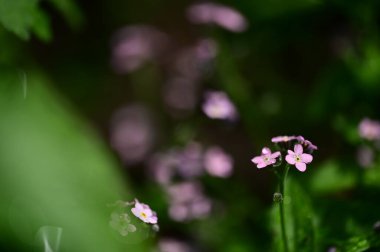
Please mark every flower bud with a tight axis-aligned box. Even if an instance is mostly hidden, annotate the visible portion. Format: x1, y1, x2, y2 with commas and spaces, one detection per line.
273, 192, 283, 203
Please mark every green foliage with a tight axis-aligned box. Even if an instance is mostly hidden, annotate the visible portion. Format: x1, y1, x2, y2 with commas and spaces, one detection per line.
270, 178, 319, 252
0, 67, 147, 251
0, 0, 82, 41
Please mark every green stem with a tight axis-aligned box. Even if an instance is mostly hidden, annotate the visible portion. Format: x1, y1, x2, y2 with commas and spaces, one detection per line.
279, 165, 290, 252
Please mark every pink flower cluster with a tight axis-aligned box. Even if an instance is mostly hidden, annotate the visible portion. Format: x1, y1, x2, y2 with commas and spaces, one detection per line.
251, 135, 316, 172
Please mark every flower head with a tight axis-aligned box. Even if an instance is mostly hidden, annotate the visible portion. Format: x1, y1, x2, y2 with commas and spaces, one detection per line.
251, 147, 281, 169
131, 199, 158, 224
285, 144, 313, 172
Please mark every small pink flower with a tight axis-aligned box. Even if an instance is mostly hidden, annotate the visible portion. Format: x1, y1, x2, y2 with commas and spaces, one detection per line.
202, 91, 238, 120
358, 118, 380, 141
131, 199, 158, 224
285, 144, 313, 172
271, 135, 296, 143
251, 147, 281, 169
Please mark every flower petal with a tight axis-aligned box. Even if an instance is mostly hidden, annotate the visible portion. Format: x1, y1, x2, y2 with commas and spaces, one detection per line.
294, 144, 303, 155
301, 153, 313, 163
287, 150, 294, 155
285, 155, 296, 165
251, 156, 263, 164
262, 147, 271, 155
295, 162, 306, 172
148, 215, 158, 224
257, 162, 267, 169
271, 151, 281, 159
131, 207, 140, 218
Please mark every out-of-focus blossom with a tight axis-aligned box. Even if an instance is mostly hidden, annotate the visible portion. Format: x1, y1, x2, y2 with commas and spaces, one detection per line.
148, 151, 179, 185
111, 25, 169, 73
172, 39, 217, 79
204, 146, 233, 177
285, 144, 313, 172
109, 212, 137, 236
186, 3, 248, 32
131, 199, 158, 224
163, 77, 198, 112
202, 91, 238, 120
177, 142, 204, 178
167, 182, 212, 221
251, 147, 281, 169
357, 145, 374, 168
358, 118, 380, 141
271, 135, 296, 143
110, 105, 155, 165
158, 238, 194, 252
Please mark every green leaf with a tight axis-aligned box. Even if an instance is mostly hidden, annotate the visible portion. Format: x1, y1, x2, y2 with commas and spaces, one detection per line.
0, 67, 148, 251
48, 0, 84, 29
310, 160, 356, 194
0, 0, 39, 40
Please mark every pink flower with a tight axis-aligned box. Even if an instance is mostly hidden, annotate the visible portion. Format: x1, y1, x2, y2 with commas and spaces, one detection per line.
271, 135, 296, 143
186, 3, 248, 33
251, 147, 281, 169
358, 118, 380, 141
204, 146, 233, 177
285, 144, 313, 172
202, 91, 238, 120
131, 199, 158, 224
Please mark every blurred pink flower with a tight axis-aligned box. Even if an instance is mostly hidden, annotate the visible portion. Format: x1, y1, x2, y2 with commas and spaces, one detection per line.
285, 144, 313, 172
271, 135, 296, 143
177, 142, 204, 178
204, 146, 233, 177
359, 118, 380, 141
131, 199, 158, 224
357, 145, 374, 168
251, 147, 281, 169
186, 3, 248, 32
158, 238, 194, 252
148, 150, 179, 185
202, 91, 238, 120
163, 77, 198, 112
111, 25, 169, 73
167, 182, 212, 221
110, 105, 155, 165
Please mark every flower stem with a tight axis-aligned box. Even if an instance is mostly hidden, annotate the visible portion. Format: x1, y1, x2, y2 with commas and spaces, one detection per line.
279, 165, 290, 252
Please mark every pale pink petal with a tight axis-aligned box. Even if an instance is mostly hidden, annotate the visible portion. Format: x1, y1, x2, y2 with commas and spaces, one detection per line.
251, 156, 263, 164
271, 151, 281, 159
257, 162, 267, 169
294, 144, 303, 155
131, 207, 140, 217
295, 162, 306, 172
148, 215, 158, 224
285, 155, 296, 165
287, 150, 295, 155
301, 153, 313, 163
261, 147, 271, 155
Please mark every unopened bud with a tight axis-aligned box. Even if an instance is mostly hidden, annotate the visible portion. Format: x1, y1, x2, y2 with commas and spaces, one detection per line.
273, 192, 283, 203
